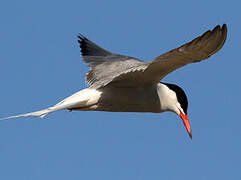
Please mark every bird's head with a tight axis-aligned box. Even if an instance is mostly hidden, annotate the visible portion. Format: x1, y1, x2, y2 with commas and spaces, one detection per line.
158, 83, 192, 139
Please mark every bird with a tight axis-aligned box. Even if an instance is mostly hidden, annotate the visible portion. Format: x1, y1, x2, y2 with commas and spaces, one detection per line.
1, 24, 227, 139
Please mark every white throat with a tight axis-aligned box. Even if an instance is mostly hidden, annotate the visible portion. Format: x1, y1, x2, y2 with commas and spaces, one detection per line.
157, 83, 182, 114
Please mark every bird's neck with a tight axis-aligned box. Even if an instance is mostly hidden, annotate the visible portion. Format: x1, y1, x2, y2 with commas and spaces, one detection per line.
157, 83, 177, 113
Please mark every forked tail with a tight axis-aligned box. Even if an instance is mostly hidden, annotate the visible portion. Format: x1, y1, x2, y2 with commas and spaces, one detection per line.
1, 88, 101, 121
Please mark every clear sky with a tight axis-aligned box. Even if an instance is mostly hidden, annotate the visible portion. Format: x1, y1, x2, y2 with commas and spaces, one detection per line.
0, 0, 240, 179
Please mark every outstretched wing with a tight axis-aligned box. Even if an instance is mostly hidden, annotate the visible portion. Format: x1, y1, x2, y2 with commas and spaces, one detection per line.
142, 24, 227, 82
78, 24, 227, 88
78, 35, 146, 88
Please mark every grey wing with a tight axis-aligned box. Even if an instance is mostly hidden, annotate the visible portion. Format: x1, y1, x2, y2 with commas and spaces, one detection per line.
86, 57, 147, 88
142, 24, 227, 82
78, 34, 146, 88
77, 24, 227, 88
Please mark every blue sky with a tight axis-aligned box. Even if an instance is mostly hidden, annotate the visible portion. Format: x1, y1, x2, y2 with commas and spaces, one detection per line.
0, 0, 240, 179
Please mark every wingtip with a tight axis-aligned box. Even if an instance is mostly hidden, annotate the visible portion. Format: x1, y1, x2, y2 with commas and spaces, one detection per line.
216, 23, 228, 51
77, 34, 90, 47
222, 23, 227, 29
77, 33, 89, 56
222, 23, 228, 41
77, 33, 87, 40
212, 24, 227, 33
222, 23, 228, 38
213, 24, 221, 31
206, 23, 228, 56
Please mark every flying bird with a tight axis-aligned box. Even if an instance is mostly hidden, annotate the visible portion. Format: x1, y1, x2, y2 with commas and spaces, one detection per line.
1, 24, 227, 139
